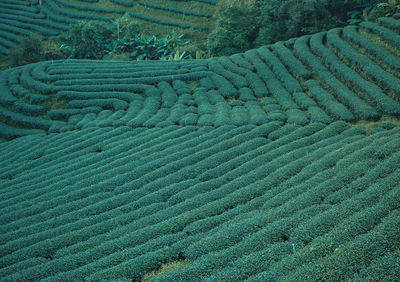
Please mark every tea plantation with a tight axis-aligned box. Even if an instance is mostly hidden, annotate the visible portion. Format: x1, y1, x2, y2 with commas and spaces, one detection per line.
0, 0, 214, 55
0, 11, 400, 282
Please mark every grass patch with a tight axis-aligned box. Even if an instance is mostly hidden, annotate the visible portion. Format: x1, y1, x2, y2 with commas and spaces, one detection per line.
141, 260, 188, 281
188, 80, 200, 91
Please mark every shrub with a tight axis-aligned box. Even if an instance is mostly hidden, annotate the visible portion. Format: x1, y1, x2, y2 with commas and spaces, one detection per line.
206, 0, 259, 56
8, 33, 45, 67
59, 18, 188, 61
116, 32, 189, 61
255, 0, 352, 46
60, 20, 113, 59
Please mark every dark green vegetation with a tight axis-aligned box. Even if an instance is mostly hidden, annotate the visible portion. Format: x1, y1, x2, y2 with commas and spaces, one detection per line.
208, 0, 400, 56
1, 0, 399, 68
1, 9, 400, 280
59, 20, 190, 60
0, 0, 216, 68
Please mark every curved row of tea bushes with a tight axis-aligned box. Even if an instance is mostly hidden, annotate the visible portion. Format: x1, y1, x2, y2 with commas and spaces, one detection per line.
244, 50, 300, 111
151, 127, 400, 281
0, 68, 64, 139
326, 28, 400, 96
0, 2, 61, 49
43, 0, 111, 22
2, 16, 400, 138
0, 6, 43, 19
3, 124, 288, 280
0, 126, 250, 272
256, 46, 303, 93
304, 79, 354, 121
0, 122, 45, 140
293, 35, 380, 121
0, 104, 53, 131
377, 16, 400, 32
209, 73, 237, 99
48, 69, 190, 81
47, 59, 208, 73
217, 56, 251, 77
52, 0, 124, 14
138, 1, 211, 18
0, 37, 19, 54
19, 64, 54, 94
52, 71, 211, 88
309, 31, 400, 116
135, 123, 351, 279
39, 4, 76, 25
67, 98, 129, 111
360, 20, 400, 48
208, 60, 248, 89
108, 0, 133, 8
342, 25, 400, 72
0, 26, 24, 44
1, 12, 66, 33
0, 0, 215, 54
270, 41, 313, 80
194, 88, 215, 126
14, 101, 46, 116
0, 18, 58, 52
0, 2, 40, 13
129, 11, 191, 29
0, 70, 17, 106
218, 56, 268, 98
2, 121, 399, 279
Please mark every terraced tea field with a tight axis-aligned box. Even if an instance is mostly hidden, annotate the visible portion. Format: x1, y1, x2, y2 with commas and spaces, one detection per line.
0, 0, 216, 55
1, 14, 400, 281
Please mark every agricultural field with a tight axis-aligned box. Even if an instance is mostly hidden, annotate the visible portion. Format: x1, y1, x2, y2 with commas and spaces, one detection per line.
0, 0, 216, 56
0, 7, 400, 282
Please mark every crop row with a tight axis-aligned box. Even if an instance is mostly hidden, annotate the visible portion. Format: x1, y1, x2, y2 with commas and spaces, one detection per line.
52, 0, 124, 14
309, 31, 400, 116
0, 2, 40, 13
0, 15, 59, 40
0, 7, 44, 20
1, 0, 215, 54
360, 20, 400, 48
341, 25, 400, 72
326, 28, 400, 96
377, 16, 400, 32
139, 1, 212, 18
293, 35, 380, 121
148, 128, 400, 281
243, 49, 301, 111
43, 0, 113, 22
129, 11, 191, 29
2, 122, 399, 279
108, 0, 133, 8
0, 123, 328, 277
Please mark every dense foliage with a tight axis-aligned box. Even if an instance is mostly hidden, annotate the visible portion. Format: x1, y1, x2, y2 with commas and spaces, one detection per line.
207, 0, 259, 56
8, 34, 45, 67
59, 20, 189, 60
207, 0, 400, 56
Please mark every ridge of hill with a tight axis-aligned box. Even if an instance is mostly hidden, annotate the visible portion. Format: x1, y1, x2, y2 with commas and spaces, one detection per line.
1, 15, 400, 139
0, 15, 400, 281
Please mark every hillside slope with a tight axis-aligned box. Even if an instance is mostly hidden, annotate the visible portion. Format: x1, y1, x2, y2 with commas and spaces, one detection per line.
0, 0, 216, 56
1, 16, 400, 281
